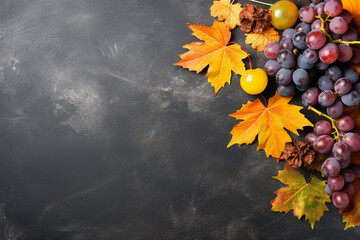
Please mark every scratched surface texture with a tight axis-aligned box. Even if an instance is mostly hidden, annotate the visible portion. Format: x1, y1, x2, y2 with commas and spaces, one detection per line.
0, 0, 359, 239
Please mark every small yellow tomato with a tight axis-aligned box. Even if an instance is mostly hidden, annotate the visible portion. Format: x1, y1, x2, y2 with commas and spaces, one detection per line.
240, 68, 268, 95
270, 0, 298, 30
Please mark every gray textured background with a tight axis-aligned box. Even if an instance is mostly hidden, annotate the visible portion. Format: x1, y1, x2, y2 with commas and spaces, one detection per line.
0, 0, 359, 239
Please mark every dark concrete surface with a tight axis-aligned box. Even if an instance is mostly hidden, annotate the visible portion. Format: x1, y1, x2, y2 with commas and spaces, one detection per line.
0, 0, 359, 239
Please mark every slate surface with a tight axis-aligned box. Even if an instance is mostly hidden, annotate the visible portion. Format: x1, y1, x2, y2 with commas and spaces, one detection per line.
0, 0, 359, 239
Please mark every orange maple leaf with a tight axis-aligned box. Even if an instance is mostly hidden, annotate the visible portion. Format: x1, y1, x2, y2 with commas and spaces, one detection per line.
210, 0, 242, 29
342, 0, 360, 27
227, 92, 313, 159
173, 21, 248, 94
341, 179, 360, 229
245, 27, 280, 52
271, 164, 330, 229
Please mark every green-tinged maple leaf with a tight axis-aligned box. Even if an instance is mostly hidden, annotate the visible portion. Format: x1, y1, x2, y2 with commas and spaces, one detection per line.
271, 164, 331, 229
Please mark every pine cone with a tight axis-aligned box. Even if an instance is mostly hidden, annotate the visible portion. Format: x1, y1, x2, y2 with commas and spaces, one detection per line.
239, 4, 272, 33
280, 140, 316, 168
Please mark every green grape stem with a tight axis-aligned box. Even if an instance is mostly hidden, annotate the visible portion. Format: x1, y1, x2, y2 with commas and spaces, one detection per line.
308, 106, 342, 142
248, 0, 272, 7
316, 15, 360, 46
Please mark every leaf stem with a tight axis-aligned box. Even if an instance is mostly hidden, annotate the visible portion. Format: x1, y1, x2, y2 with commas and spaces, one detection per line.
260, 93, 268, 107
248, 0, 272, 7
317, 15, 360, 46
308, 106, 342, 142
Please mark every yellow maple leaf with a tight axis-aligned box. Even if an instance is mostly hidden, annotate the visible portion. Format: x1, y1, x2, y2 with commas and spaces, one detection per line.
210, 0, 242, 29
173, 21, 248, 94
227, 92, 313, 158
271, 164, 330, 229
342, 179, 360, 229
342, 0, 360, 27
245, 27, 280, 52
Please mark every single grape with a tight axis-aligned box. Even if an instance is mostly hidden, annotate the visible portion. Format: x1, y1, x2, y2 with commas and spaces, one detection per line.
338, 44, 353, 62
334, 78, 352, 95
327, 100, 343, 119
341, 169, 356, 183
282, 28, 296, 39
325, 184, 335, 196
276, 68, 292, 86
277, 84, 295, 97
297, 55, 314, 70
341, 90, 360, 107
295, 22, 311, 33
314, 120, 332, 135
350, 165, 360, 178
311, 19, 329, 32
340, 158, 351, 169
293, 69, 310, 87
336, 116, 355, 132
264, 43, 281, 60
305, 132, 317, 144
332, 191, 349, 209
240, 69, 268, 95
325, 66, 342, 82
322, 157, 341, 177
280, 38, 294, 50
342, 183, 355, 196
318, 75, 334, 91
313, 135, 334, 154
324, 0, 343, 17
270, 0, 298, 30
314, 2, 327, 19
296, 84, 310, 92
319, 43, 339, 64
355, 83, 360, 94
302, 87, 320, 106
342, 27, 358, 41
328, 175, 345, 191
349, 48, 360, 65
306, 30, 326, 50
342, 133, 360, 152
265, 60, 281, 76
343, 68, 359, 84
299, 6, 316, 23
318, 90, 335, 107
277, 49, 296, 69
315, 60, 328, 70
293, 31, 308, 50
329, 16, 348, 35
340, 9, 352, 24
302, 48, 319, 64
332, 141, 351, 161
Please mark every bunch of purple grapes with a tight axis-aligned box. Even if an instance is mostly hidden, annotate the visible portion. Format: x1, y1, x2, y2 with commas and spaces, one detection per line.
263, 0, 360, 102
305, 117, 360, 209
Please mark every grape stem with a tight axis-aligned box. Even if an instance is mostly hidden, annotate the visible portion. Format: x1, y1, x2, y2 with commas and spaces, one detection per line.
316, 15, 360, 46
308, 106, 342, 142
248, 0, 272, 7
240, 45, 253, 69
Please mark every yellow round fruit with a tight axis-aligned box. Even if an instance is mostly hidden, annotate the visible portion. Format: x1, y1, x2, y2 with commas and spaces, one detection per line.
240, 68, 268, 95
270, 0, 298, 30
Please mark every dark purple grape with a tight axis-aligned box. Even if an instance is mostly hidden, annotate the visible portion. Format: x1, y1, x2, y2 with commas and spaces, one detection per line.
340, 158, 351, 169
315, 60, 328, 70
299, 6, 316, 23
349, 48, 360, 65
280, 38, 294, 50
305, 132, 317, 144
336, 116, 355, 132
276, 68, 292, 86
277, 49, 296, 69
332, 191, 349, 209
328, 175, 345, 191
265, 60, 281, 76
302, 87, 320, 106
314, 120, 332, 136
293, 31, 308, 50
295, 22, 311, 33
334, 77, 352, 95
338, 44, 353, 62
317, 76, 334, 91
332, 141, 351, 161
314, 2, 327, 19
327, 100, 343, 119
277, 84, 295, 97
341, 169, 356, 183
325, 66, 342, 81
350, 165, 360, 178
318, 90, 335, 107
342, 183, 355, 196
264, 43, 281, 60
282, 28, 296, 39
342, 133, 360, 152
343, 68, 359, 84
293, 69, 309, 87
322, 157, 341, 177
342, 27, 358, 41
329, 16, 348, 35
313, 135, 334, 154
311, 19, 329, 32
324, 0, 343, 17
355, 83, 360, 94
342, 90, 360, 107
